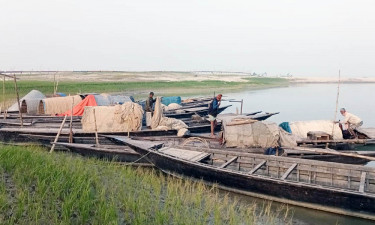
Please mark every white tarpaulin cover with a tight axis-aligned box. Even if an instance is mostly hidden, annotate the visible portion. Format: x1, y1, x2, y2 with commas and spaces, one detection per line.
289, 120, 343, 140
8, 90, 46, 113
221, 115, 279, 148
94, 94, 134, 106
221, 115, 300, 148
81, 102, 144, 132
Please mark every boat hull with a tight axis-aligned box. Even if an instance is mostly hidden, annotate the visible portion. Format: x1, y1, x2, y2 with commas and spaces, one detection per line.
124, 142, 375, 219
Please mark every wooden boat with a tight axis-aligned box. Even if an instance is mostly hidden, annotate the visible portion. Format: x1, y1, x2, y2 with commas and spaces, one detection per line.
248, 112, 279, 121
0, 127, 178, 143
52, 142, 150, 165
164, 105, 231, 119
107, 136, 375, 220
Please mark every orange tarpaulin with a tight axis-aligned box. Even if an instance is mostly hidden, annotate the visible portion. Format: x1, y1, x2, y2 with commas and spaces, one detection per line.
58, 95, 97, 116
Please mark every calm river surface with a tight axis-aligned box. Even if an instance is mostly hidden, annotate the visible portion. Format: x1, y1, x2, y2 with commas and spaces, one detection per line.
208, 83, 375, 225
221, 83, 375, 127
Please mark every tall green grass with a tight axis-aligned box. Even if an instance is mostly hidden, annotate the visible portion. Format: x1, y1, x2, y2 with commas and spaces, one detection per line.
0, 145, 293, 224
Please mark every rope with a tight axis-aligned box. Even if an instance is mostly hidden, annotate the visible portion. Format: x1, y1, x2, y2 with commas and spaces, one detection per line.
127, 151, 154, 166
181, 137, 210, 149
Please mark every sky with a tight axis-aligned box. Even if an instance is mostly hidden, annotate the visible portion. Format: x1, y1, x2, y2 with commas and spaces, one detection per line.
1, 0, 374, 77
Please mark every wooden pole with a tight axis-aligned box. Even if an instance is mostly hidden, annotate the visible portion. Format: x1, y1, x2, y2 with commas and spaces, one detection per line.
240, 99, 243, 115
2, 75, 5, 113
53, 73, 56, 96
329, 70, 341, 147
293, 146, 375, 161
93, 108, 100, 146
13, 74, 23, 127
69, 99, 74, 143
50, 115, 68, 153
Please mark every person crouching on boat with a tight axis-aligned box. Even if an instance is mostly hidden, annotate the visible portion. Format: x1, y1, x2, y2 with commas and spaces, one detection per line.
208, 94, 222, 137
337, 108, 363, 138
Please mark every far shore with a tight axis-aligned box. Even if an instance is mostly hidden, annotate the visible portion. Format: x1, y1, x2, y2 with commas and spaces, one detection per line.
288, 76, 375, 84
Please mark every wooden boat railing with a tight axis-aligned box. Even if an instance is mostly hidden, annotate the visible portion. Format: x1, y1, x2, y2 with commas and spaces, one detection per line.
163, 145, 375, 194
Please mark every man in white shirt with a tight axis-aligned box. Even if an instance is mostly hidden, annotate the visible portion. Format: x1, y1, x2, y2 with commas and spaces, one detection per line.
338, 108, 363, 137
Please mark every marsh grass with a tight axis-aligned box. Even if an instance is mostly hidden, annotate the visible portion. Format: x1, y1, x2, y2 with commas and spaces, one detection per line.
0, 78, 288, 107
0, 145, 293, 224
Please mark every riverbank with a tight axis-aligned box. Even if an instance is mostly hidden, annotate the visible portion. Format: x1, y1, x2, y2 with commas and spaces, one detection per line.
0, 75, 288, 107
0, 145, 292, 224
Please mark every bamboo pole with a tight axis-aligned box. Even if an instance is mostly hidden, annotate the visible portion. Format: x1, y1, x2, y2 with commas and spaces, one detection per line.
69, 98, 74, 143
328, 70, 341, 148
13, 74, 23, 127
53, 73, 56, 95
50, 115, 68, 153
293, 146, 375, 161
93, 108, 100, 146
2, 75, 5, 113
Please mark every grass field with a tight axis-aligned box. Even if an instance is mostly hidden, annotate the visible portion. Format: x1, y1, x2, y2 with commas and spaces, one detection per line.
0, 77, 288, 107
0, 145, 293, 225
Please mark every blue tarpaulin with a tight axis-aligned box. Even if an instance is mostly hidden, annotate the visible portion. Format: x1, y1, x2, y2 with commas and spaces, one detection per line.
161, 96, 181, 106
279, 122, 292, 133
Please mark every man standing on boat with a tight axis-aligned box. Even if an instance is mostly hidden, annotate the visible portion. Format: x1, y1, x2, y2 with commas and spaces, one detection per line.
208, 94, 222, 137
145, 92, 156, 128
337, 108, 363, 137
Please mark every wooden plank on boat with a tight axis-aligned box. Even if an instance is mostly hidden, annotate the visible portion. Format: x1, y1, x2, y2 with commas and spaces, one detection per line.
219, 156, 238, 168
105, 136, 164, 150
159, 147, 210, 162
249, 160, 267, 175
183, 107, 208, 112
281, 163, 298, 180
359, 172, 367, 193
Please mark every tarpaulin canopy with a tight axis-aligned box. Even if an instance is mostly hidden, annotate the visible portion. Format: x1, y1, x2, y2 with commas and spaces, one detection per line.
8, 90, 46, 113
58, 95, 97, 116
161, 96, 181, 106
40, 95, 82, 115
94, 94, 134, 106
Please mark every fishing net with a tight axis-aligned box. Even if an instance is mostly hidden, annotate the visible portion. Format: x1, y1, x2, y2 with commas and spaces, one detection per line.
151, 97, 189, 136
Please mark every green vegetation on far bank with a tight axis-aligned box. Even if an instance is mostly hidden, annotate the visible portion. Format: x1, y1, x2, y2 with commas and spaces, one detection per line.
0, 77, 288, 106
0, 145, 293, 225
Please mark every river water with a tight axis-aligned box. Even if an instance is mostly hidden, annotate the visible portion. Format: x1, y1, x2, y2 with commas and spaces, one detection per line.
220, 83, 375, 127
213, 83, 375, 225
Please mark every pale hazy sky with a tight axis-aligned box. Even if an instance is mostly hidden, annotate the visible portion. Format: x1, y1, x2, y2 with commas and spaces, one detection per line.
1, 0, 374, 77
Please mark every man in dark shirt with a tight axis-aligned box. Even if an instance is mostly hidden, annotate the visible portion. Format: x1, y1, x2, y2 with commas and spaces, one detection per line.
208, 94, 222, 137
145, 92, 155, 127
145, 92, 156, 112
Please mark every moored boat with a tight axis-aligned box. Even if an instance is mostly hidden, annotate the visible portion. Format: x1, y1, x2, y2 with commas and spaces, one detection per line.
108, 136, 375, 220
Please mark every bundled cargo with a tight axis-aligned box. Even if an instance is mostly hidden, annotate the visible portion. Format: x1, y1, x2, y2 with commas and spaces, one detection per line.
289, 120, 342, 139
81, 102, 144, 132
38, 95, 82, 115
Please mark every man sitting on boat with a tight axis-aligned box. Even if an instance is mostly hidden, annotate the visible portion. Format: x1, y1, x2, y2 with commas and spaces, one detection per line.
337, 108, 363, 138
208, 94, 222, 137
145, 92, 156, 128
